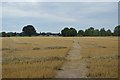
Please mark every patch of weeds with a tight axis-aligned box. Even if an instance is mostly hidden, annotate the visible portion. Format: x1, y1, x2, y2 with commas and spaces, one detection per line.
17, 42, 31, 45
47, 56, 66, 61
6, 56, 66, 64
33, 47, 41, 50
45, 46, 67, 50
2, 48, 10, 51
98, 46, 107, 48
87, 56, 92, 58
86, 65, 90, 69
57, 68, 63, 70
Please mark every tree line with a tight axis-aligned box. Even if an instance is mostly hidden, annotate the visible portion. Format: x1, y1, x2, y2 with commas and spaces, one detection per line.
0, 25, 61, 37
0, 25, 120, 37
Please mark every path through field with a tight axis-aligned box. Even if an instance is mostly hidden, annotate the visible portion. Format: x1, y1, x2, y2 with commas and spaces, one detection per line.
55, 39, 87, 78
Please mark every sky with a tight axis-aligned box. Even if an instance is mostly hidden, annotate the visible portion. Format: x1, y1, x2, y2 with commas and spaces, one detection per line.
1, 1, 119, 33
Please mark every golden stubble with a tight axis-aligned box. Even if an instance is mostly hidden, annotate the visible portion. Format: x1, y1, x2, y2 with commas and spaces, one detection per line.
2, 37, 73, 78
78, 37, 118, 78
1, 37, 118, 78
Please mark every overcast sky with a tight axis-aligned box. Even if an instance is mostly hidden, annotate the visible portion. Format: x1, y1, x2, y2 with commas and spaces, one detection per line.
1, 2, 118, 33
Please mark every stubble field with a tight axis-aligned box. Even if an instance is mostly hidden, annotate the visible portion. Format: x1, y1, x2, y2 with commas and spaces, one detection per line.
78, 37, 118, 78
1, 37, 119, 78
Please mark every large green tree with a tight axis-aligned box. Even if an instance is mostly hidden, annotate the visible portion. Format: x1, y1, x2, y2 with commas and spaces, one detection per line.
106, 29, 112, 36
61, 27, 69, 36
69, 28, 77, 36
61, 27, 77, 37
88, 27, 94, 36
22, 25, 36, 36
78, 30, 84, 36
1, 32, 7, 37
84, 27, 95, 36
93, 29, 100, 36
114, 25, 120, 36
100, 28, 106, 36
84, 29, 89, 36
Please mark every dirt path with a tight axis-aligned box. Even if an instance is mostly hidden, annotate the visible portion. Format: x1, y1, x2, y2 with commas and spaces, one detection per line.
55, 40, 87, 78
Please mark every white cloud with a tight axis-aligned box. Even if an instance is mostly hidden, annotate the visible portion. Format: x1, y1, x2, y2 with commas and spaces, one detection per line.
2, 2, 118, 32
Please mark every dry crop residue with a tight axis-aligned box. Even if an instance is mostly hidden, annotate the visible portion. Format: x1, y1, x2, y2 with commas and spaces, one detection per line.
56, 40, 87, 78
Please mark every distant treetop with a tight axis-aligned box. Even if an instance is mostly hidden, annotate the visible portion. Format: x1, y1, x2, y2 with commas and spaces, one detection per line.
22, 25, 37, 36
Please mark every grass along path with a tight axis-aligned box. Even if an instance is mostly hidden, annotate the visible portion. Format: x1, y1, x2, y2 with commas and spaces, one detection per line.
55, 39, 87, 78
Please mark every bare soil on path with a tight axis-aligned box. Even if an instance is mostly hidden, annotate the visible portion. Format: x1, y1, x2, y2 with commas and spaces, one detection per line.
55, 40, 87, 78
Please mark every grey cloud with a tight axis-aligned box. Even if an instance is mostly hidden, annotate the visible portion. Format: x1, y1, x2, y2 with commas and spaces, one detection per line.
2, 2, 118, 32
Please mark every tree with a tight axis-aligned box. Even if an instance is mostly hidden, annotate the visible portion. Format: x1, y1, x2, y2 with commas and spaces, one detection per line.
100, 28, 106, 36
69, 28, 77, 36
78, 30, 84, 36
22, 25, 36, 36
61, 27, 77, 37
1, 32, 8, 37
84, 27, 95, 36
93, 29, 100, 36
7, 32, 17, 37
84, 29, 89, 36
88, 27, 94, 36
114, 25, 120, 36
106, 29, 112, 36
41, 32, 46, 36
61, 27, 70, 36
